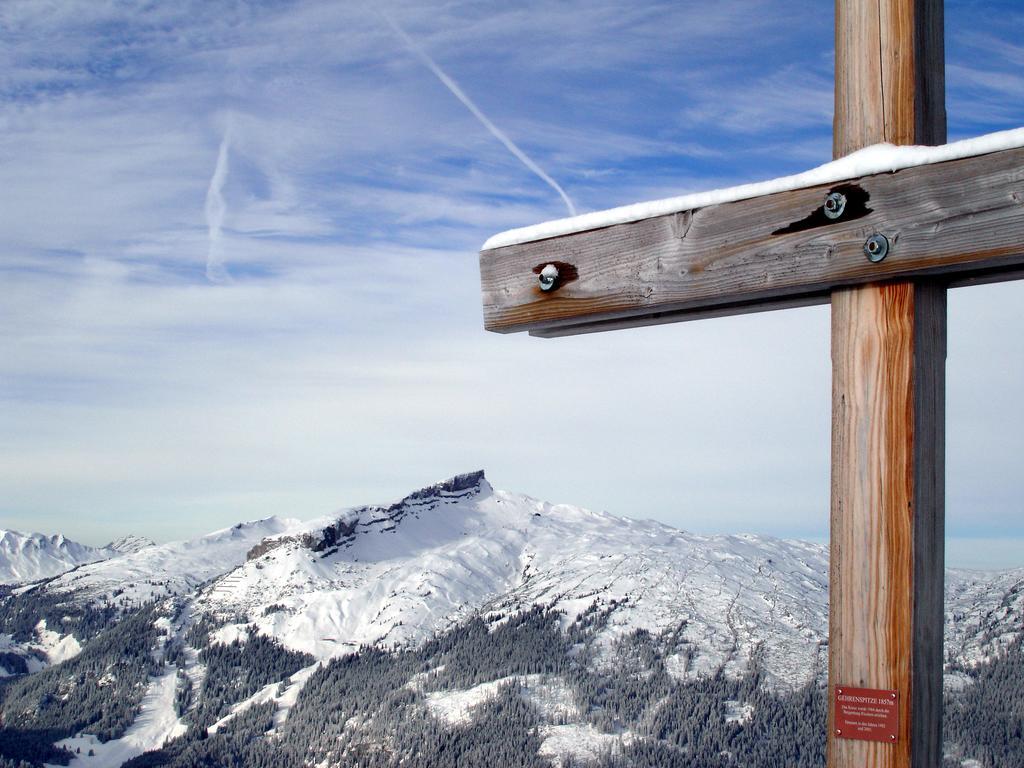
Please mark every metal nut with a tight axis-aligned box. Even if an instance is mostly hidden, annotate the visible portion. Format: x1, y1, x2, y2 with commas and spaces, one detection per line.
824, 191, 847, 220
538, 264, 559, 291
864, 233, 889, 263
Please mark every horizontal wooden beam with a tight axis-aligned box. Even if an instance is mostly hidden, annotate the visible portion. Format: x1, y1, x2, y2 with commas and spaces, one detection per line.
479, 146, 1024, 336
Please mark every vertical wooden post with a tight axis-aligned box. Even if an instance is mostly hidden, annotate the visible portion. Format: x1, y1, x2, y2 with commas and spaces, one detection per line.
829, 2, 946, 768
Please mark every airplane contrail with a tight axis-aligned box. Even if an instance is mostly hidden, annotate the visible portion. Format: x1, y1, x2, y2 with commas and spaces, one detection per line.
380, 12, 577, 217
204, 123, 233, 283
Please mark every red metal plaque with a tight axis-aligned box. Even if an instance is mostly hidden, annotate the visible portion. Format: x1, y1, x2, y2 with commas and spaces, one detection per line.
834, 686, 899, 743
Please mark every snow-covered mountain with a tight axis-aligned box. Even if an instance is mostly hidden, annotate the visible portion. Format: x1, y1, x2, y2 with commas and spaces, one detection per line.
27, 470, 1017, 690
191, 470, 832, 688
106, 535, 156, 555
0, 529, 117, 585
47, 516, 300, 607
3, 472, 1022, 768
211, 471, 1024, 687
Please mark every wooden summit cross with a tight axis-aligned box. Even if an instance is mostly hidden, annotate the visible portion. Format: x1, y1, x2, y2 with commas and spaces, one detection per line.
478, 1, 1024, 767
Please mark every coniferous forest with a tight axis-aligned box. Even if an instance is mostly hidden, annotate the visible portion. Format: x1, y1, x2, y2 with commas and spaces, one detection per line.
0, 599, 1020, 768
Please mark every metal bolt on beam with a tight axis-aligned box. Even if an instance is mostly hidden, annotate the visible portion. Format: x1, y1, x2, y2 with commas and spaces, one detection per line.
539, 264, 559, 291
864, 233, 889, 263
824, 191, 847, 220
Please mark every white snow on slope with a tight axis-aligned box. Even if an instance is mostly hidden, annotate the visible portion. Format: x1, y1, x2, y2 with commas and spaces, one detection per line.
49, 672, 187, 768
483, 125, 1024, 249
423, 676, 519, 725
106, 535, 156, 555
186, 472, 1024, 691
523, 676, 581, 722
538, 724, 634, 768
0, 530, 115, 585
48, 516, 300, 607
34, 620, 83, 665
211, 623, 250, 646
946, 566, 1024, 666
724, 699, 754, 724
208, 662, 321, 734
0, 620, 82, 675
423, 674, 580, 727
191, 471, 830, 689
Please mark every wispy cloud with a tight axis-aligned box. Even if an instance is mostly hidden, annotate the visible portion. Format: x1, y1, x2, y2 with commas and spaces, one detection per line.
1, 0, 1024, 558
378, 10, 577, 216
203, 119, 233, 283
945, 6, 1024, 136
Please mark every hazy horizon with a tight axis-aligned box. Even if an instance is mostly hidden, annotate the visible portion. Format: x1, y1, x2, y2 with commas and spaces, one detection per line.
1, 467, 1019, 572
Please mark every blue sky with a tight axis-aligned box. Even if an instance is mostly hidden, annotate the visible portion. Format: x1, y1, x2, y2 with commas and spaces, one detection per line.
1, 0, 1023, 568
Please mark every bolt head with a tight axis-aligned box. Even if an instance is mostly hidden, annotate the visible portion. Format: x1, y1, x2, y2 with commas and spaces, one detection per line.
538, 264, 559, 291
824, 191, 847, 220
864, 233, 890, 263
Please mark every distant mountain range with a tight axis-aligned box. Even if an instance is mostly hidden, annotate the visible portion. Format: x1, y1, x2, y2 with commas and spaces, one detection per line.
0, 530, 155, 586
0, 472, 1020, 768
0, 530, 113, 585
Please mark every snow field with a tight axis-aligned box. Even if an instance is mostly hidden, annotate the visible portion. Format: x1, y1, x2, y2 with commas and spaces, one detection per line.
537, 724, 635, 768
48, 672, 187, 768
208, 662, 321, 734
34, 620, 83, 665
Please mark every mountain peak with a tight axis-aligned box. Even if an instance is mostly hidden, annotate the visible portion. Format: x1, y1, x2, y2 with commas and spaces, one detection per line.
105, 535, 156, 554
400, 470, 489, 502
0, 529, 114, 585
239, 472, 490, 564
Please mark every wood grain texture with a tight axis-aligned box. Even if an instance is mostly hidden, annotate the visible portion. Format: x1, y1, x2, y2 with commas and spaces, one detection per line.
828, 282, 945, 768
834, 0, 945, 156
480, 147, 1024, 335
829, 3, 946, 767
527, 265, 1024, 338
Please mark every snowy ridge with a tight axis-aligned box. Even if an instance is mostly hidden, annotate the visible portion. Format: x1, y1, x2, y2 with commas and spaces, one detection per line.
106, 535, 156, 555
15, 471, 1024, 698
182, 472, 1023, 691
0, 530, 116, 585
194, 471, 507, 657
188, 471, 830, 688
47, 516, 300, 607
483, 126, 1024, 249
245, 470, 488, 560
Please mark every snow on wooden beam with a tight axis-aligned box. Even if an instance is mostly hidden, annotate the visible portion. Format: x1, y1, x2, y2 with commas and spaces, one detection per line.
479, 142, 1024, 337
